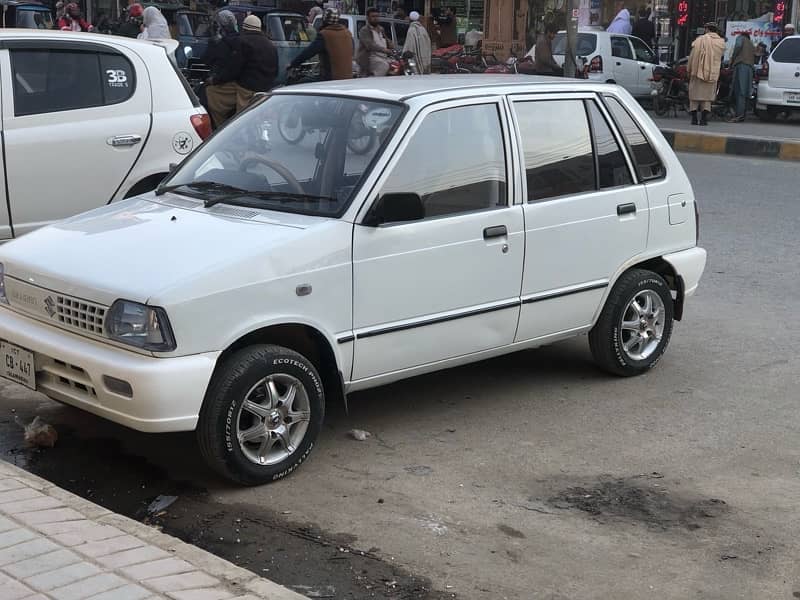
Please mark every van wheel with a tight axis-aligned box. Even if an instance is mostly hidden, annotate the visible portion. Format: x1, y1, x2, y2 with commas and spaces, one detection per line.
589, 269, 674, 377
197, 345, 324, 485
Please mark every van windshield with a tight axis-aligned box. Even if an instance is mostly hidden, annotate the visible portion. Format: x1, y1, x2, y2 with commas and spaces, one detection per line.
160, 94, 403, 217
552, 33, 597, 56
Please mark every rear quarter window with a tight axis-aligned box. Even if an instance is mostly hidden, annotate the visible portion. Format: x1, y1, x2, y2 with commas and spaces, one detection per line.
604, 96, 665, 181
771, 38, 800, 63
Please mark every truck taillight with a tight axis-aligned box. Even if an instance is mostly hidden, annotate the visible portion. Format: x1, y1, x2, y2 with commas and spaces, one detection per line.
589, 55, 603, 72
191, 113, 212, 141
758, 62, 768, 80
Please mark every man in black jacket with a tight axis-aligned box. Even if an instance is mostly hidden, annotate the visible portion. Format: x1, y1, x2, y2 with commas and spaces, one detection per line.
203, 10, 244, 129
631, 7, 655, 49
236, 15, 278, 109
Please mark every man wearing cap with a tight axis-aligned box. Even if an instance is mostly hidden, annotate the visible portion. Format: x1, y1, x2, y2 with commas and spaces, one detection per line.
289, 7, 353, 81
783, 23, 796, 40
402, 11, 432, 73
686, 22, 726, 126
237, 15, 278, 108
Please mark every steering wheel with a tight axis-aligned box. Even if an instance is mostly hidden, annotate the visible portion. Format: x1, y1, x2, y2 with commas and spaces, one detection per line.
240, 157, 305, 196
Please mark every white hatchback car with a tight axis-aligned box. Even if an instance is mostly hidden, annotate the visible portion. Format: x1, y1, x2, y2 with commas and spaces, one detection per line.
0, 76, 706, 485
757, 34, 800, 120
0, 30, 211, 239
529, 29, 660, 97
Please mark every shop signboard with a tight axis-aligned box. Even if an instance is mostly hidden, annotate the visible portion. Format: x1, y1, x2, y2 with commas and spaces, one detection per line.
724, 19, 782, 58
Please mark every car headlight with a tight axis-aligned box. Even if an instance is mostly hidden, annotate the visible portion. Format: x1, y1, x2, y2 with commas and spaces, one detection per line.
106, 300, 176, 352
0, 263, 7, 305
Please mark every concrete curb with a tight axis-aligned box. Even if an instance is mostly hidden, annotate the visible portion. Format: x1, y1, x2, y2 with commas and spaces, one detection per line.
660, 129, 800, 161
0, 459, 307, 599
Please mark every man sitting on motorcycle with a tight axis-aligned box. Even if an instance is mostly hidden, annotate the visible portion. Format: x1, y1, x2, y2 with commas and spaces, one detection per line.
58, 3, 93, 31
202, 10, 244, 129
287, 8, 353, 81
358, 8, 394, 77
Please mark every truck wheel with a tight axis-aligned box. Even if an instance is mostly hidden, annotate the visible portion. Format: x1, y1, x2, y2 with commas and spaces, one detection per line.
197, 345, 324, 485
589, 269, 674, 377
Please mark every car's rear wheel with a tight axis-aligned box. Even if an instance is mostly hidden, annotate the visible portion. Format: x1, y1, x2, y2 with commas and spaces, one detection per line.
757, 106, 778, 122
589, 269, 674, 377
197, 345, 324, 485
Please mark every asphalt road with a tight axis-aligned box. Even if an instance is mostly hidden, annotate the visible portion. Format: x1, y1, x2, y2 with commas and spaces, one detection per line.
2, 152, 799, 599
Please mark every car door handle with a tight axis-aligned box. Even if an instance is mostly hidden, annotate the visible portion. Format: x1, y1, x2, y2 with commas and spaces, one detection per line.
616, 61, 622, 66
640, 65, 647, 69
617, 203, 637, 216
108, 134, 142, 147
483, 225, 508, 239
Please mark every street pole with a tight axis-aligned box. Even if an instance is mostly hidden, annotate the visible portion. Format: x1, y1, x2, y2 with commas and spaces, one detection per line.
564, 0, 579, 78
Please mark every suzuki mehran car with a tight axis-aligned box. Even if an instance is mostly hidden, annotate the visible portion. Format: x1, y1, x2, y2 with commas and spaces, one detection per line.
0, 76, 706, 485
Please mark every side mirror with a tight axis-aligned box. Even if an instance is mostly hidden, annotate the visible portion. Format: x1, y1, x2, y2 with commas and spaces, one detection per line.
364, 192, 424, 226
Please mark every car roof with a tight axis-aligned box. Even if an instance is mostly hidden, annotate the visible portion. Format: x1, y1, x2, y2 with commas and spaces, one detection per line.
274, 74, 601, 102
0, 29, 178, 54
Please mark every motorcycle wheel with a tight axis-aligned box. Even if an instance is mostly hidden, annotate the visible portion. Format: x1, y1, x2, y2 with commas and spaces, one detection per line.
277, 107, 305, 145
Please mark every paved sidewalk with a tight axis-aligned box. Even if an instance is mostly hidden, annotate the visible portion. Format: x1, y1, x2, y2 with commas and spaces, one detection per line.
650, 112, 800, 161
0, 460, 306, 600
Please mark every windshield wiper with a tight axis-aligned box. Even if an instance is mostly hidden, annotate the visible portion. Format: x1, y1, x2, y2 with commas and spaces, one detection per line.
155, 181, 248, 198
201, 191, 337, 209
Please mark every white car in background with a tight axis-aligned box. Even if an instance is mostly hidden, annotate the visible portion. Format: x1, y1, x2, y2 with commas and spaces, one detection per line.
0, 30, 210, 240
530, 29, 660, 98
756, 34, 800, 121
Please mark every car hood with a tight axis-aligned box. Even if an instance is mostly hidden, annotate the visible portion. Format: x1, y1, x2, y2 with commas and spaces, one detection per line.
0, 195, 336, 307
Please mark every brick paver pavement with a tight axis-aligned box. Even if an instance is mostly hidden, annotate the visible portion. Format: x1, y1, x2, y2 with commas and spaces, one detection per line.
0, 460, 305, 600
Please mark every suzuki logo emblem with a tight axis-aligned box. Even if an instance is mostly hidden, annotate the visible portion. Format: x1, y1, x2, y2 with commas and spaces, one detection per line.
44, 296, 56, 318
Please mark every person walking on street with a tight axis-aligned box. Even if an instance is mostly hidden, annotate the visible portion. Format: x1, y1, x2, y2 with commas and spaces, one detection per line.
358, 8, 393, 77
437, 6, 457, 47
307, 0, 323, 25
727, 31, 755, 122
288, 8, 353, 81
631, 7, 655, 48
237, 16, 278, 109
138, 6, 170, 39
58, 3, 93, 31
402, 11, 432, 73
203, 10, 243, 129
687, 22, 726, 126
534, 23, 563, 76
606, 0, 631, 34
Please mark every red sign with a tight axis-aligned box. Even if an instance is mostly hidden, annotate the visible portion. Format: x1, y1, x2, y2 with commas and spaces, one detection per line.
677, 0, 689, 26
774, 0, 785, 24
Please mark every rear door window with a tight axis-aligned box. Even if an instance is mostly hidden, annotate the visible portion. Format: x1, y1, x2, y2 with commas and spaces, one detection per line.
513, 99, 596, 202
611, 36, 633, 59
772, 38, 800, 63
604, 96, 665, 181
11, 48, 137, 117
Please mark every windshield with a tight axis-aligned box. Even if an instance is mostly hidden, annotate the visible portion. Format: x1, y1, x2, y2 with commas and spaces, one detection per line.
16, 8, 54, 29
177, 12, 211, 37
161, 94, 403, 217
552, 33, 597, 56
268, 15, 309, 42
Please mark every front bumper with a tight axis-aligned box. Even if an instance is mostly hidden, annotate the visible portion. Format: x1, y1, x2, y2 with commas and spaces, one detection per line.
0, 307, 219, 433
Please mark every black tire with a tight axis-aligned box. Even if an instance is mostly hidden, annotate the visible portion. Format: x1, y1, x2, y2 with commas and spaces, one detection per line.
653, 94, 668, 117
589, 269, 674, 377
757, 107, 778, 122
197, 345, 325, 485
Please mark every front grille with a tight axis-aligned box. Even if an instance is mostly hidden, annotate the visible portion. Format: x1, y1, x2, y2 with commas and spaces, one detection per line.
37, 357, 98, 400
56, 296, 106, 336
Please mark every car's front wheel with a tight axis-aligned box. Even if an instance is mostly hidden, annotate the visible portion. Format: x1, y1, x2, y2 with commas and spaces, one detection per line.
589, 269, 674, 377
197, 345, 324, 485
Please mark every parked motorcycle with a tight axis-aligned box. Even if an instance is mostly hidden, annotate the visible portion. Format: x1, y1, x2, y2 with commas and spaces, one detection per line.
387, 50, 421, 76
651, 63, 689, 117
